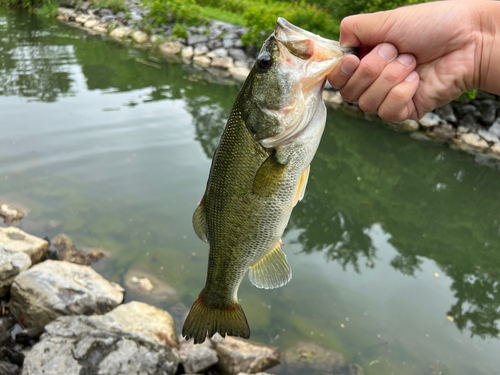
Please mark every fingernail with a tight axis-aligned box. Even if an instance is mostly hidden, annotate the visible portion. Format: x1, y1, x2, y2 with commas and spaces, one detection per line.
405, 71, 418, 82
378, 43, 397, 61
397, 54, 414, 67
341, 60, 356, 75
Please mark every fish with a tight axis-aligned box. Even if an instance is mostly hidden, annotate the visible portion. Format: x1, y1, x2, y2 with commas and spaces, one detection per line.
182, 17, 354, 344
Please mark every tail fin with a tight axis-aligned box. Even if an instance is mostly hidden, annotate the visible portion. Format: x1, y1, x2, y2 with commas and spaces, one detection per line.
182, 294, 250, 344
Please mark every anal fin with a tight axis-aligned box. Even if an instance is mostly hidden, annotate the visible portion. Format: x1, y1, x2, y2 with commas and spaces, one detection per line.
192, 199, 208, 243
293, 165, 310, 206
249, 240, 292, 289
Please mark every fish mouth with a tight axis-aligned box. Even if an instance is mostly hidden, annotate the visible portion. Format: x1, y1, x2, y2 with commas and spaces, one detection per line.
260, 18, 355, 149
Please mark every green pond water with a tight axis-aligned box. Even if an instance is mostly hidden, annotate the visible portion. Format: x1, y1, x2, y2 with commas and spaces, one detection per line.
2, 8, 500, 375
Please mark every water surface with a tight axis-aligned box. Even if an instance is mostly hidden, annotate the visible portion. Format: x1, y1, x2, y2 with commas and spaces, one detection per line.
1, 8, 500, 375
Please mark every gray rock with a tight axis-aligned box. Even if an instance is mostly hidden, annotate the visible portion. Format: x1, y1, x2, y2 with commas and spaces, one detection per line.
23, 301, 179, 375
457, 104, 481, 119
0, 227, 48, 264
188, 33, 209, 46
208, 23, 223, 40
222, 38, 234, 49
0, 314, 16, 343
79, 1, 90, 11
478, 129, 499, 143
432, 123, 456, 140
115, 11, 126, 21
99, 8, 113, 17
419, 112, 441, 128
349, 363, 365, 375
211, 56, 234, 70
234, 27, 249, 36
179, 336, 219, 373
223, 32, 239, 40
47, 234, 105, 266
233, 38, 244, 48
283, 341, 346, 374
458, 114, 479, 131
0, 248, 31, 297
228, 48, 247, 63
10, 260, 124, 336
434, 104, 456, 123
208, 39, 223, 50
207, 48, 228, 58
188, 26, 206, 34
211, 334, 281, 375
194, 44, 209, 56
129, 12, 143, 22
0, 360, 19, 375
481, 99, 497, 125
488, 118, 500, 137
0, 204, 24, 225
410, 132, 433, 142
457, 133, 489, 152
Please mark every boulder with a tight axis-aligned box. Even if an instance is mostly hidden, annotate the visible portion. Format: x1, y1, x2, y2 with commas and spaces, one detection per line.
208, 39, 223, 50
0, 314, 16, 343
22, 301, 180, 375
434, 103, 457, 123
193, 55, 211, 68
478, 129, 499, 143
431, 123, 456, 140
0, 227, 48, 264
456, 133, 489, 152
110, 27, 131, 39
179, 336, 219, 373
419, 112, 441, 128
211, 56, 234, 70
159, 41, 183, 55
47, 234, 105, 266
229, 66, 250, 82
480, 99, 497, 125
211, 334, 281, 375
0, 204, 24, 225
0, 248, 31, 297
74, 14, 91, 24
9, 260, 124, 336
194, 44, 209, 56
93, 24, 108, 33
228, 48, 247, 63
207, 48, 228, 59
488, 119, 500, 137
188, 34, 209, 46
132, 30, 149, 44
83, 19, 99, 28
283, 341, 346, 374
182, 46, 194, 60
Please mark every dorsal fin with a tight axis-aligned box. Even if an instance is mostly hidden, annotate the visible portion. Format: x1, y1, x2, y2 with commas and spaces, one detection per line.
249, 240, 292, 289
192, 199, 208, 243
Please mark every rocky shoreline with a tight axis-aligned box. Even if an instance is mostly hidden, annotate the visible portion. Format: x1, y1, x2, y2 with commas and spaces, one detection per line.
52, 2, 500, 161
0, 204, 364, 375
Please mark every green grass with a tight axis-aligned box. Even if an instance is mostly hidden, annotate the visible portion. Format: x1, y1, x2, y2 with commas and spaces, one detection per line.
198, 6, 246, 27
91, 0, 127, 13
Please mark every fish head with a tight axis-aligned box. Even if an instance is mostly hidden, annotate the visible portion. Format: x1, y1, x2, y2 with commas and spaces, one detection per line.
241, 17, 355, 148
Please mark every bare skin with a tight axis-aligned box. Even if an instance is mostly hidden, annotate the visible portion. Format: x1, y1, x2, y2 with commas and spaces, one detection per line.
327, 0, 500, 122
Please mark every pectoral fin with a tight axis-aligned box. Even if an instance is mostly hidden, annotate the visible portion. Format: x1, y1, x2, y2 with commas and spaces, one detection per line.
252, 152, 287, 197
293, 165, 310, 206
249, 240, 292, 289
192, 199, 208, 243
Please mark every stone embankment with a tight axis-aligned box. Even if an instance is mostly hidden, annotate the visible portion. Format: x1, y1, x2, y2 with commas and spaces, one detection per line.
53, 2, 500, 160
0, 205, 364, 375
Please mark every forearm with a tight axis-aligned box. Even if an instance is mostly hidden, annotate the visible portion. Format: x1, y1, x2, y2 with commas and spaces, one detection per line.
477, 1, 500, 95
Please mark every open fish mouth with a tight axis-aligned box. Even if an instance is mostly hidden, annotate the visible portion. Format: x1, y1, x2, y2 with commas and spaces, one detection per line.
260, 18, 355, 149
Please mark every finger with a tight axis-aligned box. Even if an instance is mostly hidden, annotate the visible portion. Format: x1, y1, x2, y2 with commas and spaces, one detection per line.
340, 43, 398, 103
327, 55, 360, 89
357, 53, 417, 114
339, 13, 394, 48
378, 71, 420, 122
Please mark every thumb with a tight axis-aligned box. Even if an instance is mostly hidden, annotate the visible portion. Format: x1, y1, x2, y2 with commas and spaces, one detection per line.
339, 12, 394, 48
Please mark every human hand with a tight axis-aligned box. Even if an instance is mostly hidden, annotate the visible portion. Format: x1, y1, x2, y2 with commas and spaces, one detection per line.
328, 1, 484, 122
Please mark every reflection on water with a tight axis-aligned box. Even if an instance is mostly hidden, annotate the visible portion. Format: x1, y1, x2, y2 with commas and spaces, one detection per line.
2, 7, 500, 375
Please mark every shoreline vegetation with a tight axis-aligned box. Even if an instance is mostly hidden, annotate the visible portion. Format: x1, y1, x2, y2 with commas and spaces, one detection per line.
3, 0, 500, 159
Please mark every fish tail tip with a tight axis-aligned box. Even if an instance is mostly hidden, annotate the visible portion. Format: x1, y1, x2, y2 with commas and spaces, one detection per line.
182, 294, 250, 344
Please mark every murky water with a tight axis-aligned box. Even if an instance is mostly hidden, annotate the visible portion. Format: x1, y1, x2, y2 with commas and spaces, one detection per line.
2, 8, 500, 375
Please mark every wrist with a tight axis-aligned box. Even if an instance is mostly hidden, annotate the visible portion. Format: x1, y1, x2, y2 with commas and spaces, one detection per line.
476, 1, 500, 94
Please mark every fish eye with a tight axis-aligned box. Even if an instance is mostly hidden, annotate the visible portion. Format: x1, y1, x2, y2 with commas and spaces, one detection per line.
257, 54, 273, 71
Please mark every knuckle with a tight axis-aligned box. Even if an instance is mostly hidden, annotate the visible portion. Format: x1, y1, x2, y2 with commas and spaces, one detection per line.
340, 89, 356, 103
358, 96, 378, 113
359, 62, 380, 81
382, 68, 402, 83
389, 84, 408, 102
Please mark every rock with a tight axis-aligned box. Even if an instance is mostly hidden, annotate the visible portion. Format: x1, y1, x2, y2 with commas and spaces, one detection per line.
194, 44, 209, 56
75, 14, 91, 24
79, 1, 90, 11
10, 260, 124, 336
99, 8, 113, 17
23, 301, 180, 375
410, 132, 433, 142
0, 227, 48, 264
229, 66, 250, 82
211, 334, 281, 375
182, 46, 194, 60
480, 99, 497, 125
47, 234, 105, 266
159, 41, 183, 55
0, 248, 31, 297
93, 24, 108, 33
188, 33, 209, 46
208, 22, 223, 39
457, 103, 481, 119
228, 48, 247, 63
56, 7, 77, 20
110, 27, 131, 39
457, 133, 489, 152
434, 103, 457, 123
207, 48, 228, 58
419, 112, 441, 128
349, 363, 365, 375
132, 30, 148, 43
283, 341, 346, 374
193, 55, 211, 68
100, 15, 115, 23
115, 11, 126, 21
490, 142, 500, 156
223, 32, 239, 40
233, 39, 244, 48
129, 12, 143, 22
179, 336, 219, 373
223, 39, 234, 49
0, 314, 16, 343
432, 123, 456, 140
458, 114, 479, 131
208, 39, 223, 50
478, 129, 499, 143
488, 119, 500, 137
211, 56, 234, 70
457, 125, 470, 135
323, 90, 344, 107
84, 19, 99, 28
0, 204, 24, 225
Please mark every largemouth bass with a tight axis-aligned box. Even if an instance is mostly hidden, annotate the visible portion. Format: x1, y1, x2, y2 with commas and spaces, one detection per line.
183, 18, 354, 344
